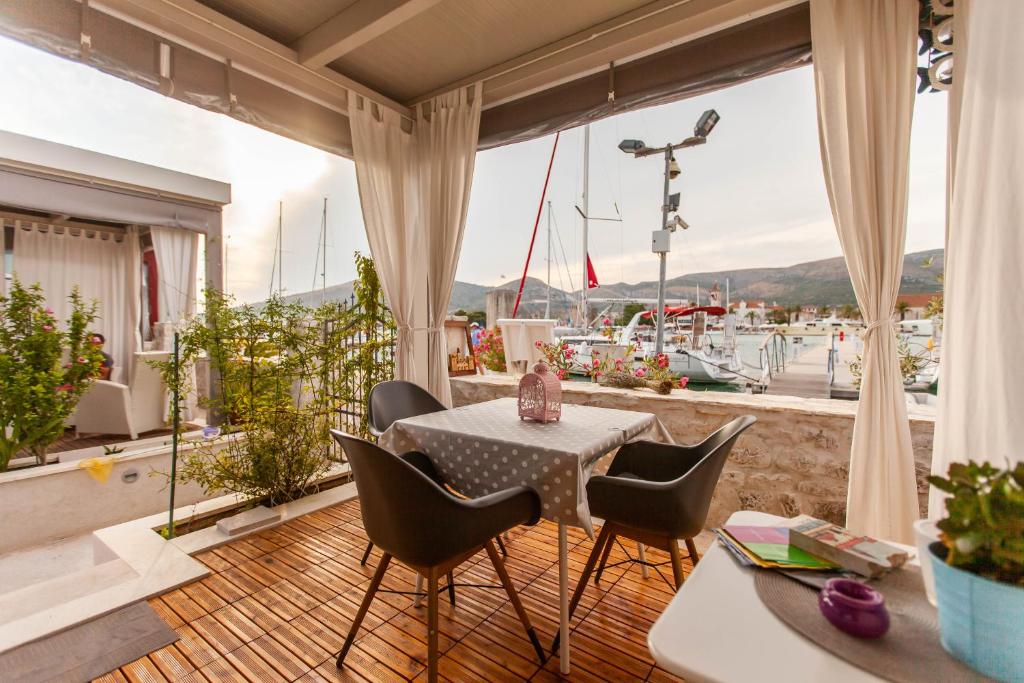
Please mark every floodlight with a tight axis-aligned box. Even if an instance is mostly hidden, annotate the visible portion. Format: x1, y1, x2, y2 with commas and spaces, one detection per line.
618, 139, 646, 153
694, 109, 720, 138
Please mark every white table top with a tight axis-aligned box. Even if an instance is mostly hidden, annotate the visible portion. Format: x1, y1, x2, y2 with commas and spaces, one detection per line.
648, 511, 907, 683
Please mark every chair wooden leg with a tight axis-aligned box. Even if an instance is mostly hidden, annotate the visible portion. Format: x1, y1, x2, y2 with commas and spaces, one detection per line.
495, 534, 508, 557
685, 538, 700, 566
446, 571, 456, 606
668, 541, 685, 589
427, 568, 439, 683
593, 529, 617, 585
550, 524, 611, 655
360, 541, 373, 566
485, 540, 545, 664
337, 553, 390, 668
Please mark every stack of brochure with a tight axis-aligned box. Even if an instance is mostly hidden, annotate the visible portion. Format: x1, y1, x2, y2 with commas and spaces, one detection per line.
714, 525, 837, 570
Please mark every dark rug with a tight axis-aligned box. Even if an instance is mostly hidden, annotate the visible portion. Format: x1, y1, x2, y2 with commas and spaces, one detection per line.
0, 602, 178, 683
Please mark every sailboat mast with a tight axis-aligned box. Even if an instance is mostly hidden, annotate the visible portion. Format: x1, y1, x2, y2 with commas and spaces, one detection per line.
545, 200, 552, 320
725, 277, 730, 310
581, 124, 590, 332
320, 197, 327, 305
276, 201, 283, 296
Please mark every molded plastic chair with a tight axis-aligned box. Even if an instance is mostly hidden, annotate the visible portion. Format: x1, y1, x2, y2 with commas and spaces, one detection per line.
366, 380, 446, 438
360, 380, 508, 569
552, 415, 757, 654
332, 431, 545, 681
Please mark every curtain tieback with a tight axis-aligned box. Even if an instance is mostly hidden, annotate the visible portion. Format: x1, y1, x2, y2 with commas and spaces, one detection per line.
862, 318, 896, 338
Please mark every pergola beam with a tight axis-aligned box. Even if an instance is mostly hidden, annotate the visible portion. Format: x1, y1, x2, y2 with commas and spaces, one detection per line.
91, 0, 413, 117
409, 0, 804, 109
295, 0, 443, 68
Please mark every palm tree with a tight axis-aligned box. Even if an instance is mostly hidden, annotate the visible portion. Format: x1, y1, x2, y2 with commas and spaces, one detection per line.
745, 310, 758, 328
839, 303, 858, 320
896, 300, 910, 321
787, 304, 801, 324
817, 305, 832, 317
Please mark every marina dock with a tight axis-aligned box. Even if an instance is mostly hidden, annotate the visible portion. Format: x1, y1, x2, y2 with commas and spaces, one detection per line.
764, 336, 860, 399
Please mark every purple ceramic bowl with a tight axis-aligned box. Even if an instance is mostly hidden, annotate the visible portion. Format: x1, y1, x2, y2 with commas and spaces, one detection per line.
818, 578, 890, 639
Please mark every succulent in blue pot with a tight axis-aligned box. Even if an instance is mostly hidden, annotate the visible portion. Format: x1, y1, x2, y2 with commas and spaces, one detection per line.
927, 461, 1024, 683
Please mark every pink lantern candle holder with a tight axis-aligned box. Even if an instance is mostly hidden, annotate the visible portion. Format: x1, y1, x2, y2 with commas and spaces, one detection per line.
518, 361, 562, 423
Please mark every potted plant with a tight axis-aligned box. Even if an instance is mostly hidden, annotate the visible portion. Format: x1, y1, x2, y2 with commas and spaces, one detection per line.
0, 279, 101, 470
473, 328, 506, 373
927, 461, 1024, 682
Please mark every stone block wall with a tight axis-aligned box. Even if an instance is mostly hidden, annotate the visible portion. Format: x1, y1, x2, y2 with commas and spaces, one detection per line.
451, 376, 935, 527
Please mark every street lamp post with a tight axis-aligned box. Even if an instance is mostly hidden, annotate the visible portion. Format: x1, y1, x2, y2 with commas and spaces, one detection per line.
619, 109, 719, 356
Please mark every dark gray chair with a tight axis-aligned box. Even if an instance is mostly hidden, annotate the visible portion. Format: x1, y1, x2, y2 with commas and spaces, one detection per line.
552, 415, 756, 654
360, 380, 507, 569
332, 431, 545, 681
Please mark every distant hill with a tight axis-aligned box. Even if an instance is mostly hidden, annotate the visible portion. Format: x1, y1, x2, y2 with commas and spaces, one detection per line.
273, 249, 943, 316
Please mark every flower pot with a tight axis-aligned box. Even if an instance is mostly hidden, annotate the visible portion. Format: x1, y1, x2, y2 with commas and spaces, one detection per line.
929, 542, 1024, 682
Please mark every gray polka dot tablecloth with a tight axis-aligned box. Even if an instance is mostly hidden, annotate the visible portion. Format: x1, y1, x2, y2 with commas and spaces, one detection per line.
379, 397, 674, 536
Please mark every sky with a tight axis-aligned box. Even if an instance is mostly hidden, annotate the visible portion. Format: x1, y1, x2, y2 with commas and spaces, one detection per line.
0, 35, 948, 302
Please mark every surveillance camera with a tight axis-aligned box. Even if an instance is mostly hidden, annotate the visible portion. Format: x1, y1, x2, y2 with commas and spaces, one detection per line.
672, 215, 689, 231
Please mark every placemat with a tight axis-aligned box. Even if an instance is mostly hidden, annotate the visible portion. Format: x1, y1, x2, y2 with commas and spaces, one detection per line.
754, 567, 993, 682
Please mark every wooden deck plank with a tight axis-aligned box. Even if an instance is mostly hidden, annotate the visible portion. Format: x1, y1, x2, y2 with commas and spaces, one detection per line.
97, 498, 685, 683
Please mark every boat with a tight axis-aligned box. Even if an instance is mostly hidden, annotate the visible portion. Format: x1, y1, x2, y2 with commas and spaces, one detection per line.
775, 315, 862, 336
615, 305, 746, 384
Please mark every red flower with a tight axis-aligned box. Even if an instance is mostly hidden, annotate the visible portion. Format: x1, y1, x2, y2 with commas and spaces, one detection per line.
635, 367, 647, 378
55, 384, 73, 392
679, 377, 689, 389
77, 356, 88, 364
535, 340, 543, 348
556, 369, 567, 380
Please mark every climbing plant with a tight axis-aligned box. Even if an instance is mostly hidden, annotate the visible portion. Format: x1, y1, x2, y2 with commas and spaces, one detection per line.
155, 252, 395, 504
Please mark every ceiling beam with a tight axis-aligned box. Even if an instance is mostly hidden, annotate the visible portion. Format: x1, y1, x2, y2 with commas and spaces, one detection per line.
91, 0, 413, 117
409, 0, 804, 109
295, 0, 443, 68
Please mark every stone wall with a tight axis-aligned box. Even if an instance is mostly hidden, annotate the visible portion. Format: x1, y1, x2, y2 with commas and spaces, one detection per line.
451, 375, 935, 527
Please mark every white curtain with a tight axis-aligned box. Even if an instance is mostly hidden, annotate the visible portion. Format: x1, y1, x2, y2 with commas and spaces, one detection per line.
418, 83, 482, 406
810, 0, 920, 543
348, 96, 423, 386
150, 226, 198, 325
13, 225, 139, 375
349, 85, 482, 401
931, 1, 1024, 514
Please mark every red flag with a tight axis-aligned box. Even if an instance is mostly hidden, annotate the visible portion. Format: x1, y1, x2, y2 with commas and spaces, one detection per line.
586, 254, 600, 289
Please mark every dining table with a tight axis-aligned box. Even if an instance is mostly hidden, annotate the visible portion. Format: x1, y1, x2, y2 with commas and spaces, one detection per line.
379, 396, 673, 674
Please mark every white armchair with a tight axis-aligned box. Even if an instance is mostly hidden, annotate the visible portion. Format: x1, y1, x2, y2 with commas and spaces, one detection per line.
74, 351, 170, 440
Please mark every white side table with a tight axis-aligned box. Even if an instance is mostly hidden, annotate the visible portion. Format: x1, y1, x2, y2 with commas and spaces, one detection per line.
648, 510, 917, 683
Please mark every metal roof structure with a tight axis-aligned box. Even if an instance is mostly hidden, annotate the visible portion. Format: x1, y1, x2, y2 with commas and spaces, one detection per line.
0, 0, 810, 156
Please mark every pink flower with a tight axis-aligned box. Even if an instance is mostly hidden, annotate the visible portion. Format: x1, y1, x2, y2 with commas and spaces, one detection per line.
556, 369, 567, 380
656, 353, 669, 369
44, 308, 54, 315
64, 363, 72, 369
679, 377, 689, 389
77, 356, 88, 364
595, 371, 603, 379
635, 367, 647, 378
534, 340, 543, 348
42, 324, 53, 332
614, 359, 623, 369
564, 348, 574, 358
55, 384, 72, 392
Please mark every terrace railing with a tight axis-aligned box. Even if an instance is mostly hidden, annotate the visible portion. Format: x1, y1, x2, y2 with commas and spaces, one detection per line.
322, 293, 396, 457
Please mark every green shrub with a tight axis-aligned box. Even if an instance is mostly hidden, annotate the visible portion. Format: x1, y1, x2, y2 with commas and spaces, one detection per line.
0, 280, 101, 470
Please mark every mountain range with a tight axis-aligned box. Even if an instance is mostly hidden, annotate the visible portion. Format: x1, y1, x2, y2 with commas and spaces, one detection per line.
277, 249, 944, 316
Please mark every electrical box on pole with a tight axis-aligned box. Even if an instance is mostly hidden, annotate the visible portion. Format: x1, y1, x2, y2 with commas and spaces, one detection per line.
652, 229, 671, 254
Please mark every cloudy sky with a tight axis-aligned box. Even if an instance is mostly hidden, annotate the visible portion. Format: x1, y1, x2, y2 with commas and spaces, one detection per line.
0, 35, 947, 302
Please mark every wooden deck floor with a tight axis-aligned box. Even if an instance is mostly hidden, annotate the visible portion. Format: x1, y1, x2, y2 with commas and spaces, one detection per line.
95, 499, 690, 682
